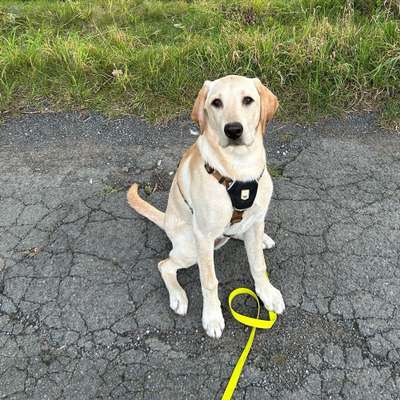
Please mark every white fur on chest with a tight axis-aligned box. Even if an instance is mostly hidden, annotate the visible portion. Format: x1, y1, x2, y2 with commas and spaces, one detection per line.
197, 136, 266, 181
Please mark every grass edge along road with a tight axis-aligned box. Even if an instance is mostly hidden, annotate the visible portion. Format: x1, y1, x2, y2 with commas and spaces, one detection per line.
0, 0, 399, 128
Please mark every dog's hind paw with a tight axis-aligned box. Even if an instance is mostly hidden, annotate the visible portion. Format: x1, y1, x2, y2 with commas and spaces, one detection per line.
262, 233, 275, 250
169, 288, 188, 316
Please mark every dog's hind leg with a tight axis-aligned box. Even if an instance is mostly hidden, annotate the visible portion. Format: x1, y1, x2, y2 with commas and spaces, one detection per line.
158, 245, 196, 316
233, 231, 275, 249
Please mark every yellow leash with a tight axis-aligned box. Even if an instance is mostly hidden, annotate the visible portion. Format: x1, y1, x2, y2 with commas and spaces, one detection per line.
221, 287, 278, 400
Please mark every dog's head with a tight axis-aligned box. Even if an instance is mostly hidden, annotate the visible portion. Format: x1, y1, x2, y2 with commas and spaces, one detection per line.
191, 75, 278, 148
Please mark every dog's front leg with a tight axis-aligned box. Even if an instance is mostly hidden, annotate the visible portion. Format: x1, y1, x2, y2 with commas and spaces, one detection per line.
194, 228, 225, 338
244, 221, 285, 314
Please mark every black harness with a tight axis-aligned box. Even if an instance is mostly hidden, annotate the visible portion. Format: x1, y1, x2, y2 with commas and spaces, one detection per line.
178, 163, 264, 225
226, 178, 259, 210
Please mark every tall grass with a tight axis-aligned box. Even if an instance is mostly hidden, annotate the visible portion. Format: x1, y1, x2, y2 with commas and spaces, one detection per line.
0, 0, 399, 125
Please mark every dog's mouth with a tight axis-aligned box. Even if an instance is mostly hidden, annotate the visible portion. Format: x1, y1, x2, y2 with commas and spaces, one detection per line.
227, 139, 244, 147
225, 136, 254, 148
218, 130, 254, 148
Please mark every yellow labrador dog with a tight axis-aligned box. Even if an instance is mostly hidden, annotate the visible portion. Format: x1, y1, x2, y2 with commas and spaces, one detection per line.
127, 75, 284, 338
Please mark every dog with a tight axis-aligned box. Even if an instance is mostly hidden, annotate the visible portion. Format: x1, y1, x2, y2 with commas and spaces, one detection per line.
127, 75, 285, 338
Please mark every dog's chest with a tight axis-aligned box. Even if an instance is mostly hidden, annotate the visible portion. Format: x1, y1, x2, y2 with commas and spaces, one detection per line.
222, 206, 262, 237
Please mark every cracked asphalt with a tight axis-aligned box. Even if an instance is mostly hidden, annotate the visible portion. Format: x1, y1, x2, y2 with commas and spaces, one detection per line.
0, 112, 399, 399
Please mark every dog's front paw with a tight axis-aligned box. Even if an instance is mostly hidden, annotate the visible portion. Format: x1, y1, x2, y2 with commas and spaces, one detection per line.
202, 306, 225, 338
169, 287, 188, 316
262, 233, 275, 250
256, 283, 285, 314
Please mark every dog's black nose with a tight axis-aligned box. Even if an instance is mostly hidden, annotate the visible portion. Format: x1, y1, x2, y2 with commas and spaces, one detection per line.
224, 122, 243, 140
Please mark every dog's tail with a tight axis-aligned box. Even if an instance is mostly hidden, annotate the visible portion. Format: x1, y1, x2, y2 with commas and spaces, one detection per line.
127, 184, 165, 230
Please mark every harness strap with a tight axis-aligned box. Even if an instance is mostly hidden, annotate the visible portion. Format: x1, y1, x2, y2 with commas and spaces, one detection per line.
205, 163, 242, 224
205, 163, 233, 189
176, 180, 194, 214
205, 163, 264, 225
177, 162, 263, 226
230, 209, 244, 225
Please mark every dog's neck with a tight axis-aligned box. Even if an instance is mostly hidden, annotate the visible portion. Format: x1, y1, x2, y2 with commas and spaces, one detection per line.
196, 132, 266, 181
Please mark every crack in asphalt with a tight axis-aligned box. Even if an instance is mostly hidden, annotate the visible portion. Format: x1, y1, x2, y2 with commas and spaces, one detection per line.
0, 112, 399, 399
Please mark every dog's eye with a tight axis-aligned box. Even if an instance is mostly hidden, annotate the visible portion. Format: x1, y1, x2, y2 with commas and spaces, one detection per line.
243, 96, 254, 106
211, 98, 223, 108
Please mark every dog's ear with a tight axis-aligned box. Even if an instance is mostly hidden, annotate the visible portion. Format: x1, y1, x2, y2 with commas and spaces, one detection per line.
191, 81, 210, 134
253, 78, 279, 134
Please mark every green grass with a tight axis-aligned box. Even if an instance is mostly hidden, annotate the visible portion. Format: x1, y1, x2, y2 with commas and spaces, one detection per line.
267, 165, 284, 178
0, 0, 399, 127
102, 184, 124, 195
381, 97, 400, 130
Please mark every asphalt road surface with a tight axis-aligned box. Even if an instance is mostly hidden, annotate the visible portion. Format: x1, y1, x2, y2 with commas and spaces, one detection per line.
0, 112, 399, 399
